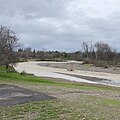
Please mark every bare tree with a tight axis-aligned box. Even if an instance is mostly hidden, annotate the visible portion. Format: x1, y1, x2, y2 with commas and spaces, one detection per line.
0, 25, 19, 68
95, 41, 113, 61
82, 42, 89, 59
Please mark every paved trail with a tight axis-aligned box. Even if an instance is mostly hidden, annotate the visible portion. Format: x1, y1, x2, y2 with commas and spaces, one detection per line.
15, 62, 120, 87
0, 85, 55, 106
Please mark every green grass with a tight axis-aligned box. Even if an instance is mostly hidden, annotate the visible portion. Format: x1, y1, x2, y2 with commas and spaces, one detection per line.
83, 64, 93, 67
0, 71, 119, 92
0, 66, 120, 120
0, 65, 117, 90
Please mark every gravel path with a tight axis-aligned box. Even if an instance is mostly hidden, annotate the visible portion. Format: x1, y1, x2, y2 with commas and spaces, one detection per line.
15, 61, 120, 87
38, 61, 120, 74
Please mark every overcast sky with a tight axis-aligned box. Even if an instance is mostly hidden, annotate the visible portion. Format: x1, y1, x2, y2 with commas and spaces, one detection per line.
0, 0, 120, 51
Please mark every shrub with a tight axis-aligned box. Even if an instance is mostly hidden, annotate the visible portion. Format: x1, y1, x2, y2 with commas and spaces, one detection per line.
20, 71, 27, 75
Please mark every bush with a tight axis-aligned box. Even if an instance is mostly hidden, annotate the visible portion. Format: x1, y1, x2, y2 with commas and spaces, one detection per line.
20, 71, 27, 75
94, 61, 109, 68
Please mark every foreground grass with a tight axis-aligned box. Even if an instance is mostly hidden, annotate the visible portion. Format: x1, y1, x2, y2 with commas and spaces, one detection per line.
0, 66, 120, 120
0, 98, 119, 120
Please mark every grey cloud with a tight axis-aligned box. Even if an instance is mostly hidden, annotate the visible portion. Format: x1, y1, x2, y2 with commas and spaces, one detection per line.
0, 0, 120, 51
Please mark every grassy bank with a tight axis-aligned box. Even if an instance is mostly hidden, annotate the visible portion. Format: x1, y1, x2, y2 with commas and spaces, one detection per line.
0, 66, 120, 120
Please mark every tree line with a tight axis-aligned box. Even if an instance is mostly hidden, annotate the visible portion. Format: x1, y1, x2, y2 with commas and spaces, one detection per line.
18, 41, 120, 67
82, 41, 120, 67
17, 48, 82, 61
0, 25, 120, 68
